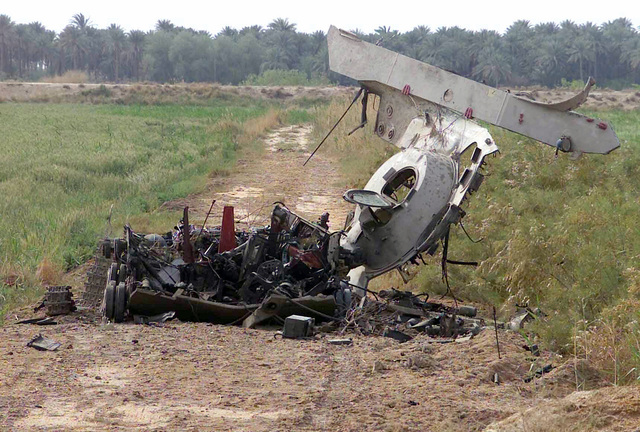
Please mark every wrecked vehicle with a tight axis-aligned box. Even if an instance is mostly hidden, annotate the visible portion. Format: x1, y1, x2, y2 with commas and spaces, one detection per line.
323, 26, 619, 292
98, 204, 358, 326
88, 26, 619, 331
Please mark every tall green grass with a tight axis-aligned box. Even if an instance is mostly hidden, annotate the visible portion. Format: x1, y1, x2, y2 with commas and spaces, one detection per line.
0, 103, 272, 315
312, 98, 640, 383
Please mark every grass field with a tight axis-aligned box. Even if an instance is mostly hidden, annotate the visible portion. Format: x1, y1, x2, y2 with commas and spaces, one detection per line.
0, 101, 286, 315
312, 99, 640, 384
2, 92, 639, 384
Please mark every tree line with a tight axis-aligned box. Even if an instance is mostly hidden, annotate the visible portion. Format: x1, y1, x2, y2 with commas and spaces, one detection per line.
0, 14, 639, 88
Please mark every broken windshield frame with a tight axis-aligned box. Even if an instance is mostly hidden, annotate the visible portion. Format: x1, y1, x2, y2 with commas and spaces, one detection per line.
343, 189, 395, 208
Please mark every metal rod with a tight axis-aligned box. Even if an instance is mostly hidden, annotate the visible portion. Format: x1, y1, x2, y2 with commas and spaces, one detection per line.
302, 87, 363, 166
194, 199, 216, 246
182, 206, 195, 264
493, 306, 501, 359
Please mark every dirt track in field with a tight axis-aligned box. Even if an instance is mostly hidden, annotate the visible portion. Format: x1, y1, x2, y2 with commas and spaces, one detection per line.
1, 123, 638, 432
161, 124, 352, 230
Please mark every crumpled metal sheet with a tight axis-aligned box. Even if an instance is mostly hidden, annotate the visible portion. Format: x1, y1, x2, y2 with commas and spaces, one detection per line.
26, 334, 61, 351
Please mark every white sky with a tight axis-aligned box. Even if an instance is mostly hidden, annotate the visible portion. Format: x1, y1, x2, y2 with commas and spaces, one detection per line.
2, 0, 638, 35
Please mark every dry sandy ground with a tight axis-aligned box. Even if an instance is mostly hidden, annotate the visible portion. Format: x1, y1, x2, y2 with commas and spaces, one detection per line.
0, 320, 576, 432
1, 124, 639, 432
0, 81, 639, 110
0, 82, 354, 104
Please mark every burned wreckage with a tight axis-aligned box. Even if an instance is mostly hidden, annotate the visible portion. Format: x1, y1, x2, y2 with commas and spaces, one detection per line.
92, 26, 619, 333
99, 204, 359, 327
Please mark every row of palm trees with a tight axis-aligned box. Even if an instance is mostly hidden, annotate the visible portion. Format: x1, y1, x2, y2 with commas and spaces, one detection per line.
366, 18, 640, 88
0, 14, 639, 88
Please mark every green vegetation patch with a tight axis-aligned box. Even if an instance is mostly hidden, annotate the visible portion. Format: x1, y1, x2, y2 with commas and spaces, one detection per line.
0, 102, 268, 314
313, 100, 640, 381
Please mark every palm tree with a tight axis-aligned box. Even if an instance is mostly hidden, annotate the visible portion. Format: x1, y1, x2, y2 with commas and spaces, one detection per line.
261, 30, 294, 71
402, 26, 430, 60
472, 43, 511, 86
59, 25, 84, 70
623, 34, 640, 71
14, 24, 33, 76
85, 27, 105, 80
28, 22, 53, 73
580, 22, 603, 78
534, 22, 560, 35
601, 18, 635, 80
427, 27, 472, 76
268, 18, 296, 32
155, 20, 175, 32
374, 26, 398, 44
71, 13, 92, 30
534, 35, 567, 86
128, 30, 145, 81
504, 20, 534, 83
0, 14, 16, 75
559, 20, 578, 35
107, 24, 126, 81
310, 30, 325, 54
218, 26, 238, 38
240, 25, 262, 38
467, 30, 509, 86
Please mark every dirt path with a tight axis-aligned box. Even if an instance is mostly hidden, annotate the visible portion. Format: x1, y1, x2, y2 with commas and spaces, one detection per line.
164, 124, 351, 231
1, 124, 634, 432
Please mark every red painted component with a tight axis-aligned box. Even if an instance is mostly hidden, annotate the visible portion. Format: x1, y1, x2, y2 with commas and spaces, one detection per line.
287, 245, 324, 269
519, 113, 524, 124
597, 122, 608, 130
218, 206, 237, 253
402, 85, 411, 95
464, 107, 474, 119
586, 118, 595, 123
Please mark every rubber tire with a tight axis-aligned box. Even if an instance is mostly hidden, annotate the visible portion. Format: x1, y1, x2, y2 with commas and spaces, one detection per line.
104, 280, 116, 320
118, 264, 127, 284
114, 282, 126, 323
114, 240, 126, 262
107, 263, 118, 282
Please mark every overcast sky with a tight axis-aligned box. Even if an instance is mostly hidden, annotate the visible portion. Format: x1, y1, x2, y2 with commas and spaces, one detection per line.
2, 0, 638, 35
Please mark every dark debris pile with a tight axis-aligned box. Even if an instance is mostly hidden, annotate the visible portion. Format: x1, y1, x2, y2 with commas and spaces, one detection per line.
89, 204, 485, 340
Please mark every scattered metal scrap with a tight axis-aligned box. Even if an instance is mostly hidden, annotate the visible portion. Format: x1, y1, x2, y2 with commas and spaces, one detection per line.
98, 204, 361, 327
17, 317, 57, 326
281, 315, 315, 339
92, 203, 485, 341
524, 364, 555, 383
133, 311, 176, 325
339, 287, 484, 340
44, 286, 76, 316
26, 334, 61, 351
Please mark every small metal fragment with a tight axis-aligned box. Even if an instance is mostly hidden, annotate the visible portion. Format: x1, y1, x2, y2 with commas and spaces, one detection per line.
328, 338, 353, 346
133, 311, 176, 324
26, 334, 61, 351
382, 328, 413, 343
17, 317, 57, 326
282, 315, 315, 339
